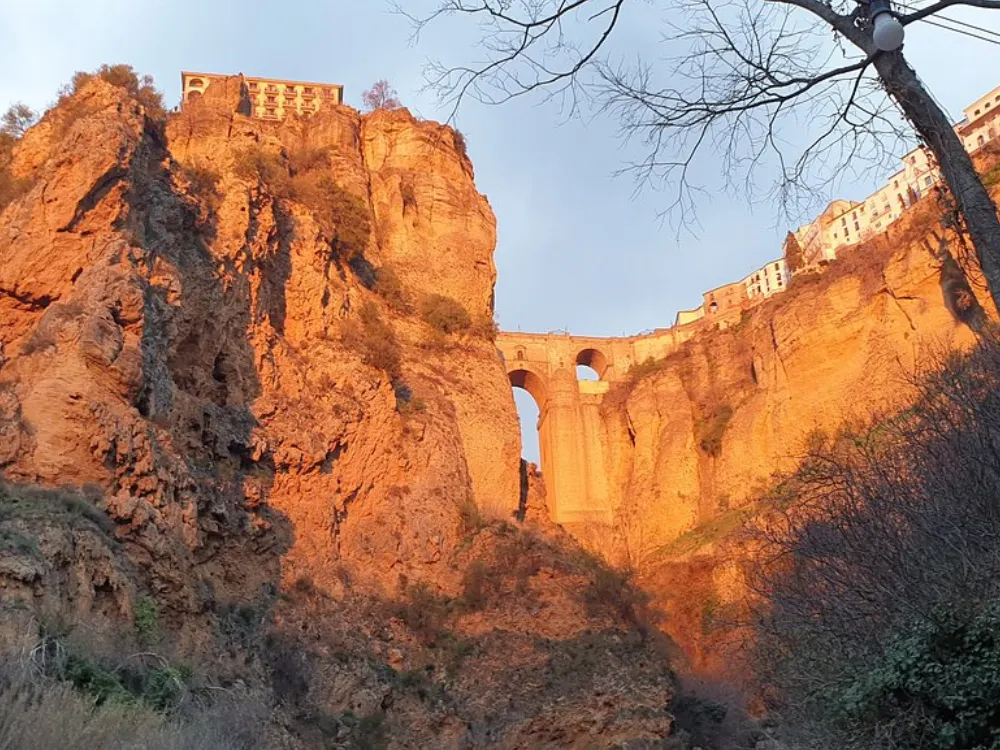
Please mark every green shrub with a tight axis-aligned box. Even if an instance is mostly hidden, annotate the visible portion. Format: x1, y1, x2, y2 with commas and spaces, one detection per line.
695, 404, 733, 457
393, 582, 451, 646
233, 145, 371, 259
420, 294, 472, 335
351, 711, 388, 750
627, 356, 665, 380
181, 163, 221, 209
232, 147, 290, 194
374, 265, 410, 313
393, 380, 425, 415
982, 162, 1000, 189
219, 602, 267, 654
341, 303, 402, 378
134, 597, 159, 646
827, 604, 1000, 749
458, 560, 492, 611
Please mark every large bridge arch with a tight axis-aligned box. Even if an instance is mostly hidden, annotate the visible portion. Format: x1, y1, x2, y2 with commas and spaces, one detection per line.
575, 347, 609, 380
508, 367, 548, 410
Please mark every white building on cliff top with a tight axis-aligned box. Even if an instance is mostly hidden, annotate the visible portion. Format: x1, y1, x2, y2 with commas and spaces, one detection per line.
793, 83, 1000, 265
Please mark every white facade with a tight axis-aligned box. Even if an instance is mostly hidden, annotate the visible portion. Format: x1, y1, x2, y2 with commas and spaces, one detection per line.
743, 258, 788, 300
791, 83, 1000, 264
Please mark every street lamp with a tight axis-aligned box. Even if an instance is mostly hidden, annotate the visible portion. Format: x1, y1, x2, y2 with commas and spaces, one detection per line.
868, 0, 905, 52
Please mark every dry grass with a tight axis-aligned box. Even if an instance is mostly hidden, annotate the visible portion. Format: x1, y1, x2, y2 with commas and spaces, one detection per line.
0, 657, 264, 750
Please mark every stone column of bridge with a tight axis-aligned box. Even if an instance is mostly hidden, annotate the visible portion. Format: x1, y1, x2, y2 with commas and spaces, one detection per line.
542, 365, 609, 525
498, 328, 695, 527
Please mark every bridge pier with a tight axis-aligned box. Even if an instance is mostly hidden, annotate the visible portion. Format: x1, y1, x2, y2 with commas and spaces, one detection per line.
498, 327, 696, 527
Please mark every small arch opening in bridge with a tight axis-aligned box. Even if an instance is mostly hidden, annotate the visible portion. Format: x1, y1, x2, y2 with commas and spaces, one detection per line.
575, 348, 608, 380
509, 368, 546, 468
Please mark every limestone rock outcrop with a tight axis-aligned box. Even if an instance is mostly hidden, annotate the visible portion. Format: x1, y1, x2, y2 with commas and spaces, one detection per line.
0, 76, 676, 748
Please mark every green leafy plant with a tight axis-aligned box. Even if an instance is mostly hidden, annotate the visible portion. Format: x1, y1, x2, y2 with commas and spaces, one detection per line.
133, 597, 159, 646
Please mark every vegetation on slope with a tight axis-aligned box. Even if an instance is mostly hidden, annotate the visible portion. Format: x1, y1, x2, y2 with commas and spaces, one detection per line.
746, 336, 1000, 749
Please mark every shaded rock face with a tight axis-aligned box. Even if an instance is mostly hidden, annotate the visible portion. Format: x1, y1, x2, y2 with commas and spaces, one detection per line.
0, 78, 675, 748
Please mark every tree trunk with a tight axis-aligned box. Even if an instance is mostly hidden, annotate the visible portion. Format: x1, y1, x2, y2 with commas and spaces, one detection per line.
874, 49, 1000, 314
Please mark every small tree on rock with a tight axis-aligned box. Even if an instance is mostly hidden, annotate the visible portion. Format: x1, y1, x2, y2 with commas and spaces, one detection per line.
1, 103, 37, 139
362, 80, 402, 112
783, 232, 806, 274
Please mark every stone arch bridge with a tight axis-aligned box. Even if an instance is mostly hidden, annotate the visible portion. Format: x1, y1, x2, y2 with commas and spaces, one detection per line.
497, 327, 697, 526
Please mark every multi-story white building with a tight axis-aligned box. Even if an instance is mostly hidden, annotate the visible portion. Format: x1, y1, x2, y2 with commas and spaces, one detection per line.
181, 71, 344, 121
792, 83, 1000, 264
743, 258, 788, 300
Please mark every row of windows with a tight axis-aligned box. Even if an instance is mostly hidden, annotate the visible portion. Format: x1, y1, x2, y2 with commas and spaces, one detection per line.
973, 94, 1000, 117
248, 81, 337, 98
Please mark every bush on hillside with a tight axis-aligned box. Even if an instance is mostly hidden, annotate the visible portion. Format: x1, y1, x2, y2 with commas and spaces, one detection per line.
181, 163, 222, 211
341, 302, 401, 378
1, 103, 37, 139
420, 294, 471, 335
749, 336, 1000, 749
233, 145, 371, 259
374, 265, 410, 313
62, 64, 166, 120
694, 404, 733, 457
0, 650, 263, 749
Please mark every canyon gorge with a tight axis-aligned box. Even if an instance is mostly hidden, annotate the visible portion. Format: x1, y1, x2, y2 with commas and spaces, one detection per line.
0, 70, 987, 748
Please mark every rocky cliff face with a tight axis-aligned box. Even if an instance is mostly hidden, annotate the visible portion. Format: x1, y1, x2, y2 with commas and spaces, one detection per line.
601, 215, 979, 556
595, 200, 987, 674
0, 76, 675, 748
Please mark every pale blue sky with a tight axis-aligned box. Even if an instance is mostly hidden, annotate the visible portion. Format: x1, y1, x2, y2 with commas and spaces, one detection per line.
3, 0, 999, 463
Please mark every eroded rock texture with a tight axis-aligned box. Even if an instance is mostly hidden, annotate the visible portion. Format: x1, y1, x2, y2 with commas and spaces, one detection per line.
0, 78, 672, 748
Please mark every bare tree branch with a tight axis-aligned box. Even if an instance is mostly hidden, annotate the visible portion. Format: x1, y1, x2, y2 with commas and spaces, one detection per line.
407, 0, 1000, 307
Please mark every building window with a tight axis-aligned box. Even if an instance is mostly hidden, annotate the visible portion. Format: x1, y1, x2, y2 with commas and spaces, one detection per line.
188, 77, 204, 88
987, 102, 992, 110
709, 301, 718, 313
834, 233, 839, 239
924, 175, 932, 185
976, 109, 981, 116
894, 179, 899, 188
910, 156, 916, 164
267, 95, 276, 104
979, 134, 986, 146
266, 107, 276, 117
842, 217, 847, 225
854, 221, 860, 231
